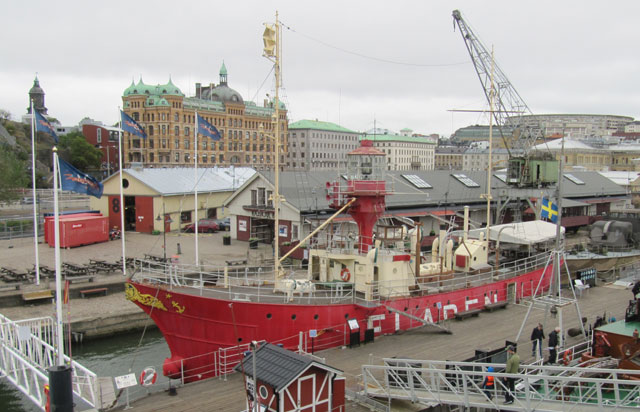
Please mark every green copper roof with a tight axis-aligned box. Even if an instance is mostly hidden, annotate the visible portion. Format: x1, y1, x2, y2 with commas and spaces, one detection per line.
289, 119, 356, 133
123, 78, 184, 97
220, 61, 227, 75
360, 133, 436, 144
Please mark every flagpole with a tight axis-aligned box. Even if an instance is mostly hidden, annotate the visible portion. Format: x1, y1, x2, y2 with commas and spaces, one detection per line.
194, 111, 199, 265
30, 100, 41, 285
52, 147, 65, 365
118, 110, 127, 275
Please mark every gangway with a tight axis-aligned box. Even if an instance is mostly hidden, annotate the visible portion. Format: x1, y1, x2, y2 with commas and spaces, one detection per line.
0, 314, 105, 411
383, 305, 451, 334
361, 358, 640, 411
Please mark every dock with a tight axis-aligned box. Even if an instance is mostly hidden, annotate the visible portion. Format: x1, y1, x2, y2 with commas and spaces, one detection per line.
123, 282, 633, 411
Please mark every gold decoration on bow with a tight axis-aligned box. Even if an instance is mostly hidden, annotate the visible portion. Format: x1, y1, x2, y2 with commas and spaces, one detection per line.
125, 283, 168, 311
172, 301, 185, 314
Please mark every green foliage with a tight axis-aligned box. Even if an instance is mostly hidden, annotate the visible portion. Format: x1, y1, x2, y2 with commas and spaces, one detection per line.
57, 131, 102, 172
0, 147, 28, 202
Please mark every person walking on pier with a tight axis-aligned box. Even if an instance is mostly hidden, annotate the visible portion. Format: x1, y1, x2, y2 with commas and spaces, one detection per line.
547, 327, 560, 364
530, 323, 545, 358
482, 366, 495, 399
504, 345, 520, 405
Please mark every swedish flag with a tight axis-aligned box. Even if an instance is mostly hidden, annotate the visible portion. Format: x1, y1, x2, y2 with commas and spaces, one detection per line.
541, 197, 558, 223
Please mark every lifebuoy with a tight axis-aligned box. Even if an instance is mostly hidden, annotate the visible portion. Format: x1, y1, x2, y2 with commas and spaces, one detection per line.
562, 350, 572, 366
140, 367, 158, 386
340, 267, 351, 282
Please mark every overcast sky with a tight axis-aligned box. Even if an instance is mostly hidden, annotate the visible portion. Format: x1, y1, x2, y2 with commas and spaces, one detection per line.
3, 1, 639, 137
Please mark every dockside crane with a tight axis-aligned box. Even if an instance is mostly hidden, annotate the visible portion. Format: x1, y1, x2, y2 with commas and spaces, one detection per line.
452, 9, 557, 188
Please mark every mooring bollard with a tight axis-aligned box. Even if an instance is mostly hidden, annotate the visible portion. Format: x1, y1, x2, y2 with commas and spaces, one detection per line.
177, 243, 182, 255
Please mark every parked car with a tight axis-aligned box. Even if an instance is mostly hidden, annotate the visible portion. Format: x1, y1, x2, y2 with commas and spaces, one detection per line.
212, 217, 231, 231
183, 219, 219, 233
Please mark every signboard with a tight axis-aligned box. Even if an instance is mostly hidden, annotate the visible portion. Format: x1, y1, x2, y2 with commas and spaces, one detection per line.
239, 220, 247, 232
279, 224, 288, 237
309, 329, 317, 338
347, 319, 359, 330
114, 373, 137, 389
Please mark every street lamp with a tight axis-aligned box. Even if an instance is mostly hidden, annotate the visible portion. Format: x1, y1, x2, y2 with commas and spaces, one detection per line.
156, 204, 173, 261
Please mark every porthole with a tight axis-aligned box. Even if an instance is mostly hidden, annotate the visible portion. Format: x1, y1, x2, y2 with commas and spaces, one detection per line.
344, 313, 349, 319
122, 179, 129, 188
237, 337, 242, 342
314, 314, 319, 320
291, 314, 296, 320
266, 313, 272, 319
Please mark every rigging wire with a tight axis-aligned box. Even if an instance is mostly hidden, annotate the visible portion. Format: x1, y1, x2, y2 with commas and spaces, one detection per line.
281, 21, 469, 68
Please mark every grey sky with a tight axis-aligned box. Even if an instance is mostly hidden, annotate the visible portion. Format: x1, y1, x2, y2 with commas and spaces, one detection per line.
2, 1, 639, 137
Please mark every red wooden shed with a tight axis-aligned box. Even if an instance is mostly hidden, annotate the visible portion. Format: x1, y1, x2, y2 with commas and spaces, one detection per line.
235, 343, 345, 412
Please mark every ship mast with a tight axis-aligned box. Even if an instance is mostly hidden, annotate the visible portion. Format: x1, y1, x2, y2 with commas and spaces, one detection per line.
263, 12, 282, 280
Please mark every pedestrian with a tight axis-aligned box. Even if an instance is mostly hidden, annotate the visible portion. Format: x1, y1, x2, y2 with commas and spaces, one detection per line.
530, 323, 545, 358
548, 326, 560, 364
504, 345, 519, 405
481, 366, 495, 399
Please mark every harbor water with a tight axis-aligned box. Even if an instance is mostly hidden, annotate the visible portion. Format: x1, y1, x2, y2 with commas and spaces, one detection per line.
0, 328, 170, 411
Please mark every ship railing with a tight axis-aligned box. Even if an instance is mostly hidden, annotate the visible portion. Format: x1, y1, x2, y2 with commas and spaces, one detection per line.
0, 314, 100, 409
361, 358, 640, 410
133, 259, 359, 305
353, 252, 551, 306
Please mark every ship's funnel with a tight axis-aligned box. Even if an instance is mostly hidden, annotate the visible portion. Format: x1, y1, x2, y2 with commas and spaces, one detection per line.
463, 206, 469, 242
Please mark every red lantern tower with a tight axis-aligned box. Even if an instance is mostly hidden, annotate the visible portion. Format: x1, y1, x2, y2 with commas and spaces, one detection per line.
326, 140, 388, 253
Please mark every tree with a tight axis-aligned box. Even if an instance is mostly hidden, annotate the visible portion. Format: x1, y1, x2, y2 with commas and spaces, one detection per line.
57, 131, 102, 172
0, 109, 10, 122
0, 146, 28, 202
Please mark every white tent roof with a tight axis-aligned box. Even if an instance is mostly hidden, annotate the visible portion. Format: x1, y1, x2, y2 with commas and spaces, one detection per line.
468, 220, 563, 246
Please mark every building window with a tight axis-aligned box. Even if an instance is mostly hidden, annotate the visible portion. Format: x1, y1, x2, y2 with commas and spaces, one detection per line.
202, 154, 207, 163
251, 189, 257, 206
258, 187, 266, 205
210, 155, 216, 163
174, 126, 179, 136
184, 139, 190, 149
175, 152, 180, 162
185, 127, 190, 136
149, 153, 154, 162
97, 128, 102, 143
184, 153, 190, 163
174, 139, 179, 149
203, 140, 207, 150
180, 211, 192, 223
174, 113, 179, 122
148, 126, 154, 136
149, 139, 154, 149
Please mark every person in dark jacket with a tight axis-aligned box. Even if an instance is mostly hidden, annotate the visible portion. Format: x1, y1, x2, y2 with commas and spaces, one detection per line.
530, 323, 545, 358
547, 327, 560, 364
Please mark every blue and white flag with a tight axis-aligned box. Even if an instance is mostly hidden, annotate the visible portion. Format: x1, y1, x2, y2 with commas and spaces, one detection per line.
58, 157, 103, 198
120, 110, 147, 139
34, 111, 58, 143
197, 114, 221, 140
541, 197, 558, 223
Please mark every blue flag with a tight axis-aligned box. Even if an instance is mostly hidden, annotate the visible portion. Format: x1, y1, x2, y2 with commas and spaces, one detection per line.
58, 157, 104, 198
120, 110, 147, 139
197, 114, 221, 140
541, 197, 558, 223
34, 111, 58, 143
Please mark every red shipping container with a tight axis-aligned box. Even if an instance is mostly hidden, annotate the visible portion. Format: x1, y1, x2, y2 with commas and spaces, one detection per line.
46, 216, 109, 248
44, 212, 101, 245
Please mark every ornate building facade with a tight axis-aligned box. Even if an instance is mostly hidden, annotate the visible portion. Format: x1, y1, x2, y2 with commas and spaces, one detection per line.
121, 63, 288, 169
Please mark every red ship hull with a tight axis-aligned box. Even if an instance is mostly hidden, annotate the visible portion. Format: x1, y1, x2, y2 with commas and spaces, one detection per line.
126, 263, 552, 381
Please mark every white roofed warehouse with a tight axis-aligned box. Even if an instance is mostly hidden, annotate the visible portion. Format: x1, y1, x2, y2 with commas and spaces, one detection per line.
90, 167, 255, 234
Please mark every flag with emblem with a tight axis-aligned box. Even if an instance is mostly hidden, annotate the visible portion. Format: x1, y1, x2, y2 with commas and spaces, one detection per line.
541, 197, 558, 223
197, 114, 221, 140
120, 110, 147, 139
58, 157, 104, 198
34, 110, 58, 143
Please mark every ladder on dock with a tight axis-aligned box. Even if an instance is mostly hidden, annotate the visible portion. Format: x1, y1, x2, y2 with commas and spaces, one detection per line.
0, 314, 103, 410
383, 305, 451, 334
360, 358, 640, 411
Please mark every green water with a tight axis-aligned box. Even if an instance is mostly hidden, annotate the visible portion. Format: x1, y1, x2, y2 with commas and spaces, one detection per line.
0, 329, 169, 411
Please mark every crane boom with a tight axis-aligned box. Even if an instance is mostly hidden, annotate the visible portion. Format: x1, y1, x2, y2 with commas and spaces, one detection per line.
452, 9, 557, 187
